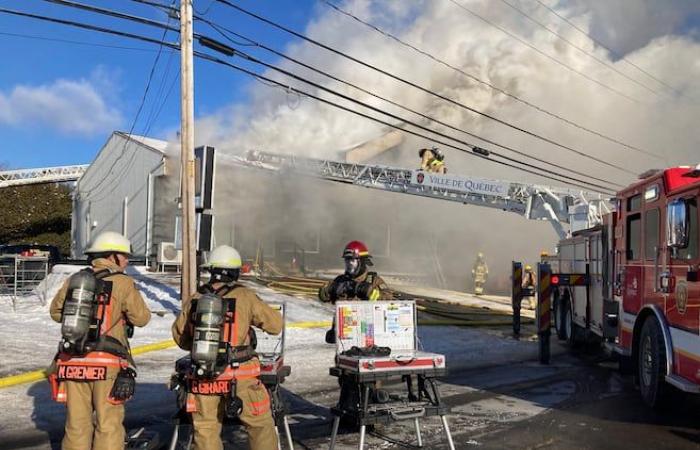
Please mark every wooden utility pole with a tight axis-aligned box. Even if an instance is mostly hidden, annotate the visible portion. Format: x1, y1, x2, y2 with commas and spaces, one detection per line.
180, 0, 197, 300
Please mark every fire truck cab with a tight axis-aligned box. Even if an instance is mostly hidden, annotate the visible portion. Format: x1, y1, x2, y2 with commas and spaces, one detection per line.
551, 165, 700, 407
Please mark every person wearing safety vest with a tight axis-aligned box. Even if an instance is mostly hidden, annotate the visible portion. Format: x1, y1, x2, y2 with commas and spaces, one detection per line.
472, 252, 489, 295
522, 265, 537, 310
419, 147, 447, 174
172, 245, 283, 450
49, 231, 151, 450
319, 240, 390, 343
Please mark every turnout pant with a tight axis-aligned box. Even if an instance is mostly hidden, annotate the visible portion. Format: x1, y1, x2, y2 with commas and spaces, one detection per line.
62, 378, 125, 450
192, 378, 278, 450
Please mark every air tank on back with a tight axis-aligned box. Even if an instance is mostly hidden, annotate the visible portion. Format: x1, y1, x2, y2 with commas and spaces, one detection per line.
192, 293, 224, 377
61, 269, 99, 354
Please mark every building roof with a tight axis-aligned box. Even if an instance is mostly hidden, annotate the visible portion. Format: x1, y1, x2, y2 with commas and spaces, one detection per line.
114, 131, 168, 154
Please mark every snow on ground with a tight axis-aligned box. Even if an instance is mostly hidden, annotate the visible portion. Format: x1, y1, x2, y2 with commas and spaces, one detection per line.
0, 265, 179, 377
0, 268, 560, 449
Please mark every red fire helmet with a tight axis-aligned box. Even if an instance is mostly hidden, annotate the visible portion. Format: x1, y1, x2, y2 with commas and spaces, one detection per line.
342, 240, 371, 259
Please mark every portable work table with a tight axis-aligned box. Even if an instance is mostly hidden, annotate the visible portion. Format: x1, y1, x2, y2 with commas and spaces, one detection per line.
328, 301, 454, 450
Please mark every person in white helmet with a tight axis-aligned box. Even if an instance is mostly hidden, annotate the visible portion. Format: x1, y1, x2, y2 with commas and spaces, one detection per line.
172, 245, 283, 450
49, 231, 151, 450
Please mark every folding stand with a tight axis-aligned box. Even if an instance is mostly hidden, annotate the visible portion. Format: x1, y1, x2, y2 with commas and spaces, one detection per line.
327, 301, 455, 450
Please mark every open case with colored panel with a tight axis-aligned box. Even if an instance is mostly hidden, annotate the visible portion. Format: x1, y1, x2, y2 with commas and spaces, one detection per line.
328, 300, 454, 450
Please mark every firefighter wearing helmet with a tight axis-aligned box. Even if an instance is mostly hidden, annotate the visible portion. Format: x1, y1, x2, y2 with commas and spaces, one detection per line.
522, 264, 537, 309
319, 241, 391, 343
48, 231, 151, 450
419, 147, 447, 174
472, 252, 489, 295
172, 245, 283, 450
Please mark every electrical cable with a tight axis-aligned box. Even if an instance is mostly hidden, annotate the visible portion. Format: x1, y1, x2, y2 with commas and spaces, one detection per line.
321, 0, 662, 161
445, 0, 642, 105
193, 51, 615, 194
496, 0, 661, 96
81, 20, 171, 199
203, 19, 622, 189
0, 7, 615, 193
23, 0, 623, 189
212, 0, 638, 176
0, 30, 168, 52
214, 44, 617, 192
532, 0, 684, 97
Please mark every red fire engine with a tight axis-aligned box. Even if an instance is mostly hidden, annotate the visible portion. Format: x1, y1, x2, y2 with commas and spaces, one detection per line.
549, 165, 700, 407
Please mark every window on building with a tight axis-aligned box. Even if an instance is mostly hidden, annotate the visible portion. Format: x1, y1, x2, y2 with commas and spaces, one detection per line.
677, 199, 698, 261
627, 213, 642, 260
645, 208, 659, 260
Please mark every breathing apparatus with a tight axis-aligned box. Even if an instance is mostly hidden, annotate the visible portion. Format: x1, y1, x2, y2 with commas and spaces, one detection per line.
60, 269, 102, 355
191, 293, 225, 378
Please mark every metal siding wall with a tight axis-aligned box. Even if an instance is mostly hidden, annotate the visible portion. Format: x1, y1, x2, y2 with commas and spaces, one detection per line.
73, 134, 164, 258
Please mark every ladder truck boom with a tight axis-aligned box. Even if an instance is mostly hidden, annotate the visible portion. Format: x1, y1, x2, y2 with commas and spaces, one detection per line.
229, 150, 612, 239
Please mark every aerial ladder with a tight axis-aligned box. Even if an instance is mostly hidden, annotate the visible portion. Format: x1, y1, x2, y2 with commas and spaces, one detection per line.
0, 165, 88, 189
226, 151, 612, 239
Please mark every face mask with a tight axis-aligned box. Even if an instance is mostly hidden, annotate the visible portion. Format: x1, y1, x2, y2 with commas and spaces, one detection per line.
344, 258, 361, 276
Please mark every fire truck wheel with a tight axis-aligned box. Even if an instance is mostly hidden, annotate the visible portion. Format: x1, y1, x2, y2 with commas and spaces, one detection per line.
563, 298, 583, 347
638, 317, 669, 409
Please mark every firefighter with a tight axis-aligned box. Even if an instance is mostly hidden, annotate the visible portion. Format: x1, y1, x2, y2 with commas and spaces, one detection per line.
172, 245, 283, 450
319, 240, 390, 343
522, 265, 537, 309
419, 147, 447, 174
49, 231, 151, 450
472, 252, 489, 295
319, 241, 392, 405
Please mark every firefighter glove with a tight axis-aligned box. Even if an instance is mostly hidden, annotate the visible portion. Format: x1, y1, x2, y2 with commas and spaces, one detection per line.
110, 367, 137, 402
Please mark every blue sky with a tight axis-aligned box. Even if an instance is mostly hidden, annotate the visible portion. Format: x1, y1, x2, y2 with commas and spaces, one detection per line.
0, 0, 320, 169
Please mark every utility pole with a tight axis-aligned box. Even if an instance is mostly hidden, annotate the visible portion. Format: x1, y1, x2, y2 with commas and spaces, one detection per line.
180, 0, 197, 301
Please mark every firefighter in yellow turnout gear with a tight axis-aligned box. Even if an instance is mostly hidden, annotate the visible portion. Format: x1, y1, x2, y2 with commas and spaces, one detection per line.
172, 245, 283, 450
522, 265, 537, 310
419, 147, 447, 174
472, 252, 489, 295
49, 231, 151, 450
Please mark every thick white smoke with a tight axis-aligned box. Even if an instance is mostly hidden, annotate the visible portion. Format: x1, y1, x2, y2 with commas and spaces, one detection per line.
188, 0, 700, 292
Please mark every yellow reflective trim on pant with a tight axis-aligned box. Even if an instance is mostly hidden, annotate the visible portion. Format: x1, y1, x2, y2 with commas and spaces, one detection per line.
369, 289, 381, 301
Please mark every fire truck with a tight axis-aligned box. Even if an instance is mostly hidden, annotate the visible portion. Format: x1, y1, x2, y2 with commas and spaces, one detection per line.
549, 166, 700, 407
231, 150, 700, 407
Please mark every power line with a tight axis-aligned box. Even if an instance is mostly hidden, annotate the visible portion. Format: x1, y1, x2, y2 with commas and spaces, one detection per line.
497, 0, 662, 96
445, 0, 642, 105
321, 0, 662, 160
72, 11, 171, 199
0, 30, 168, 52
203, 19, 622, 188
0, 7, 615, 193
193, 51, 616, 194
0, 8, 177, 47
532, 0, 683, 97
212, 0, 638, 177
41, 0, 171, 30
224, 48, 619, 192
45, 0, 622, 188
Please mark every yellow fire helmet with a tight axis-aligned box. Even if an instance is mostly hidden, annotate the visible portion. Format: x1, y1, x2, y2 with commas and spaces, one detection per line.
202, 245, 242, 269
85, 231, 132, 255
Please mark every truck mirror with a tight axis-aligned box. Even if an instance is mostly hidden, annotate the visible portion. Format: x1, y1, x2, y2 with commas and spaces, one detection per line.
667, 199, 689, 249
